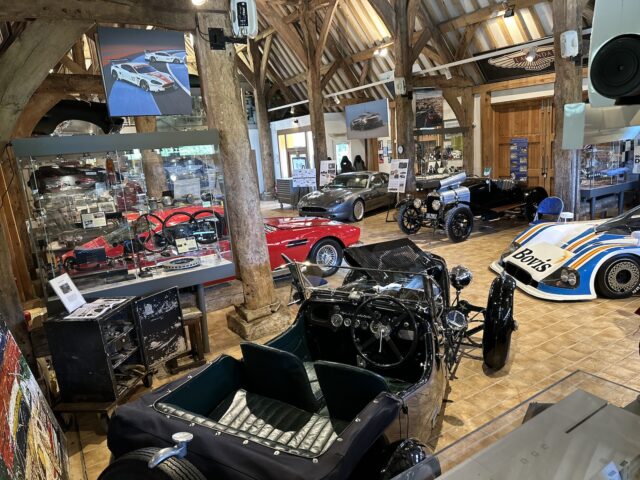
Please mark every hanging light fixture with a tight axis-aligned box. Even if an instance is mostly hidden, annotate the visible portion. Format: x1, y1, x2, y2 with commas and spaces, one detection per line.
334, 97, 341, 104
191, 0, 206, 6
290, 106, 295, 114
526, 46, 538, 62
502, 2, 515, 17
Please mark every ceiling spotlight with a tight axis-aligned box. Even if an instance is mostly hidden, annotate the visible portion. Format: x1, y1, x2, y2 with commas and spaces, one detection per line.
443, 68, 452, 80
378, 47, 388, 57
290, 106, 295, 114
191, 0, 206, 5
334, 97, 341, 104
525, 46, 537, 62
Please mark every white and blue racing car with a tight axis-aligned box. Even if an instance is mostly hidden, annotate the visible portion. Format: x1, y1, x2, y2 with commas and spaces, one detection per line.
491, 205, 640, 300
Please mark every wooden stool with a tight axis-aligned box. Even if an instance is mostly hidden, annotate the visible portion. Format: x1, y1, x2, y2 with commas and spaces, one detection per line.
166, 307, 206, 374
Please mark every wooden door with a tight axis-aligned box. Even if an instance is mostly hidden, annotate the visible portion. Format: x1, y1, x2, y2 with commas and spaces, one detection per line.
493, 99, 555, 193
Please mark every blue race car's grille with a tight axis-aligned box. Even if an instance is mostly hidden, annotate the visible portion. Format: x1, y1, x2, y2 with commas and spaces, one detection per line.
505, 262, 539, 288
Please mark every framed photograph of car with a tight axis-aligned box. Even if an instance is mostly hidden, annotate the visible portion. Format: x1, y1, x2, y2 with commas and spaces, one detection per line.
97, 27, 191, 117
345, 98, 390, 139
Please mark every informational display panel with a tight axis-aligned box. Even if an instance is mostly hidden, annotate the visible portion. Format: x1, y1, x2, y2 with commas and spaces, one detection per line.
388, 159, 409, 193
319, 160, 337, 186
509, 138, 529, 181
415, 90, 444, 129
97, 27, 191, 117
292, 168, 317, 188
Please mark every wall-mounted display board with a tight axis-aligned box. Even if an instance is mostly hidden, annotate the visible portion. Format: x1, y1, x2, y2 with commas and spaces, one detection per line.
97, 27, 191, 117
509, 138, 529, 181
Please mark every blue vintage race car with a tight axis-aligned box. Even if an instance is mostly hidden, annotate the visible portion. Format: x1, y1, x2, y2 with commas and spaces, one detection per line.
491, 205, 640, 301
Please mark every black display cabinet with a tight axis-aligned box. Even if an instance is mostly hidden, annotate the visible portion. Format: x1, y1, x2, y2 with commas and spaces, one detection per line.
44, 297, 150, 404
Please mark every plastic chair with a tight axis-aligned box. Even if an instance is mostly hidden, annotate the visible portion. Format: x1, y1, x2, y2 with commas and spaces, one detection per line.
532, 196, 564, 223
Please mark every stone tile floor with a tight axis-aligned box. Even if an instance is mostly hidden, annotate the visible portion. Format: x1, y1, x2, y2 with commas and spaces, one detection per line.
67, 203, 640, 479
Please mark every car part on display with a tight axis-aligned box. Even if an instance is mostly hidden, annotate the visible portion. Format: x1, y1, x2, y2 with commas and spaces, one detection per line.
98, 447, 205, 480
133, 213, 169, 254
160, 257, 201, 271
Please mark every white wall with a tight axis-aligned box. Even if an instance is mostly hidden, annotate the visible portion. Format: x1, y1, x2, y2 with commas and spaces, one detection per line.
248, 127, 263, 193
269, 112, 367, 179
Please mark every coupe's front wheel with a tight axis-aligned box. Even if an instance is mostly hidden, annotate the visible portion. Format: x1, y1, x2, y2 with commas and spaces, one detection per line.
444, 205, 473, 243
140, 81, 150, 92
350, 199, 365, 222
398, 204, 422, 235
99, 448, 205, 480
596, 255, 640, 299
309, 238, 343, 277
112, 71, 119, 80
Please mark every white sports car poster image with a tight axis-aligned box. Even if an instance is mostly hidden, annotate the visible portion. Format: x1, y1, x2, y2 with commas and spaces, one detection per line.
97, 27, 191, 117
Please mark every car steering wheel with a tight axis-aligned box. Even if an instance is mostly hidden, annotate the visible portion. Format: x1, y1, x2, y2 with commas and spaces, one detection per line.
351, 295, 418, 369
162, 211, 197, 246
133, 213, 168, 253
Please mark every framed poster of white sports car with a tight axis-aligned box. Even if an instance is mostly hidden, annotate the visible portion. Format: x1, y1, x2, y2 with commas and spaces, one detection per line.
97, 27, 191, 117
345, 98, 390, 140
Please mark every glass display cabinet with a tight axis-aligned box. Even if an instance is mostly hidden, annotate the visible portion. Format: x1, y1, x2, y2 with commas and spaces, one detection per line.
580, 142, 630, 189
12, 130, 235, 297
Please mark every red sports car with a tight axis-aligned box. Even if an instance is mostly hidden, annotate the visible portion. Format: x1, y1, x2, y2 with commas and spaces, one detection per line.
60, 207, 360, 277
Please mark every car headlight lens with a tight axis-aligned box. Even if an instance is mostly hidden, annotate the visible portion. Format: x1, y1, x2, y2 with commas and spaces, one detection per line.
543, 268, 579, 289
413, 198, 422, 209
334, 197, 345, 205
560, 268, 578, 286
431, 199, 441, 211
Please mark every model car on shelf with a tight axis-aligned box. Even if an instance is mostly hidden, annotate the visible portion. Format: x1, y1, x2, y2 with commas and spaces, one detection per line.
110, 62, 177, 92
298, 171, 395, 222
58, 207, 360, 277
101, 239, 517, 480
144, 49, 185, 64
350, 112, 384, 131
491, 204, 640, 301
397, 172, 548, 243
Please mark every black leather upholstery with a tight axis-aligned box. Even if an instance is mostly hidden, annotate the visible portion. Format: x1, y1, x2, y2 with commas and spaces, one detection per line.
314, 361, 390, 421
240, 342, 322, 412
157, 389, 346, 457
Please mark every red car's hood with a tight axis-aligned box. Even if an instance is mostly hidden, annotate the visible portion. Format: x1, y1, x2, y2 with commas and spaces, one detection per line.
264, 216, 344, 230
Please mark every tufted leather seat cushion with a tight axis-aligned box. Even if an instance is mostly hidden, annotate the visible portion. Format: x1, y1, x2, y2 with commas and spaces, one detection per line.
158, 389, 346, 457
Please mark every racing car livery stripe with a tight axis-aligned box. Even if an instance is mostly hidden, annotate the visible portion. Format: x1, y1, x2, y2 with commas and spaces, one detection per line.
568, 243, 632, 269
565, 231, 598, 252
515, 223, 555, 244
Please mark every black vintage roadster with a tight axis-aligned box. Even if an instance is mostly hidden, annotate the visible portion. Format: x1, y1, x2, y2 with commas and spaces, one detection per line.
398, 173, 548, 242
101, 240, 517, 480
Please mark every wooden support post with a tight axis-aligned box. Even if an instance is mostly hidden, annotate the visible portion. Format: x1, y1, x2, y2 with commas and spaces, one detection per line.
248, 39, 276, 199
552, 0, 583, 214
0, 19, 91, 370
393, 0, 416, 192
133, 117, 168, 200
194, 11, 290, 340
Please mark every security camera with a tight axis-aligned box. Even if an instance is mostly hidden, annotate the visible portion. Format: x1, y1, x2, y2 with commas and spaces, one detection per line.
588, 0, 640, 107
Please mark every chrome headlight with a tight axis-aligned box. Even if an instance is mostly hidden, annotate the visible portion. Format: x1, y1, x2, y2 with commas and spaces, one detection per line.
334, 197, 346, 205
413, 198, 422, 209
560, 268, 578, 287
431, 199, 442, 211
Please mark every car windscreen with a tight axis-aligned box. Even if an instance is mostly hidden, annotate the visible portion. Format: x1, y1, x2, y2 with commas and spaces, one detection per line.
595, 204, 640, 233
134, 66, 155, 73
328, 175, 369, 189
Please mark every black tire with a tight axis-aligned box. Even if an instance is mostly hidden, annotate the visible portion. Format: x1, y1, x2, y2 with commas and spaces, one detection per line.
595, 255, 640, 299
140, 81, 149, 92
112, 70, 119, 80
173, 59, 180, 64
397, 204, 422, 235
444, 205, 473, 243
350, 199, 365, 222
150, 56, 156, 62
308, 238, 343, 277
98, 448, 205, 480
482, 275, 516, 370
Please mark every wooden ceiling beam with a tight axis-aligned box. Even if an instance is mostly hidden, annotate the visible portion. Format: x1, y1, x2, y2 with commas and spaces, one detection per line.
412, 75, 473, 89
0, 0, 227, 30
438, 0, 551, 33
59, 55, 86, 75
36, 73, 103, 95
315, 0, 339, 66
454, 23, 478, 60
259, 35, 273, 88
256, 0, 308, 68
